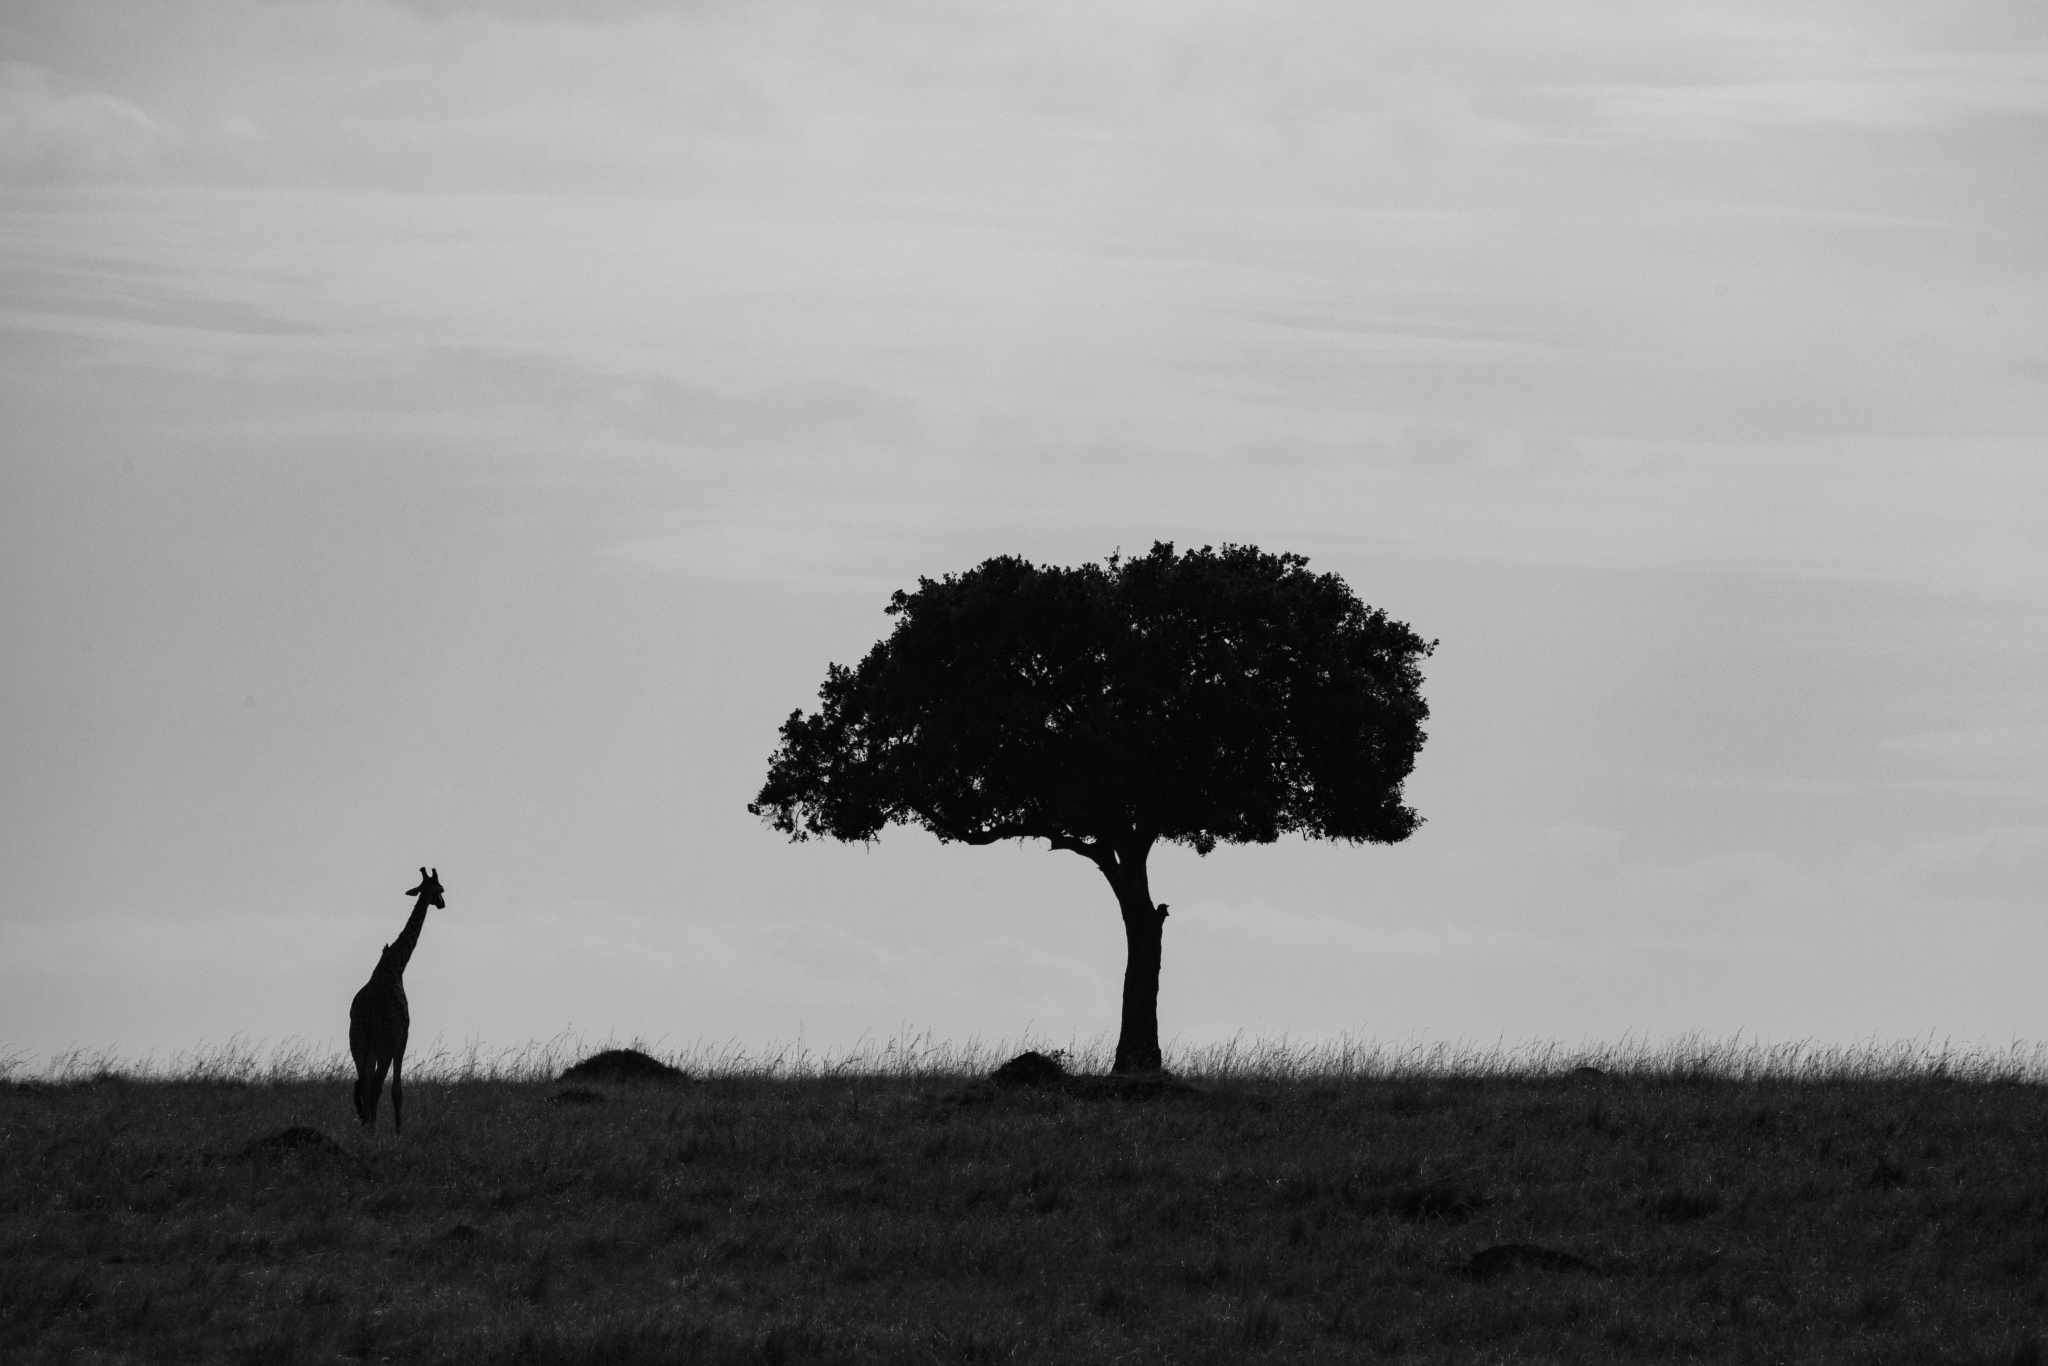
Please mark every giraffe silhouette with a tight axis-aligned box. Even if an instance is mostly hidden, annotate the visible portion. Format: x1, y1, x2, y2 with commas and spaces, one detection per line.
349, 867, 442, 1134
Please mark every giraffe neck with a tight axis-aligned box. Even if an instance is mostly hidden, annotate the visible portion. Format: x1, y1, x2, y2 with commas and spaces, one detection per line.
383, 895, 432, 976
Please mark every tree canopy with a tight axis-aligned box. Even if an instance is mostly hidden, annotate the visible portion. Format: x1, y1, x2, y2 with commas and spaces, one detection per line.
752, 541, 1432, 855
750, 541, 1434, 1072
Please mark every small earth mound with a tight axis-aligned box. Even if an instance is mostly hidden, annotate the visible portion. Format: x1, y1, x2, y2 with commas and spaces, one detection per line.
1461, 1243, 1595, 1280
550, 1087, 605, 1106
558, 1048, 689, 1085
1567, 1065, 1607, 1080
981, 1052, 1199, 1101
991, 1051, 1068, 1089
242, 1126, 346, 1160
443, 1223, 482, 1243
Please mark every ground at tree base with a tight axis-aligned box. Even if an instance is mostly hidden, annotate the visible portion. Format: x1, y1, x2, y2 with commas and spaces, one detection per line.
3, 1069, 2045, 1363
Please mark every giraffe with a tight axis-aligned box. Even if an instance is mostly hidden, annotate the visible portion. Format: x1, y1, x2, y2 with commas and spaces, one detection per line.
349, 867, 442, 1134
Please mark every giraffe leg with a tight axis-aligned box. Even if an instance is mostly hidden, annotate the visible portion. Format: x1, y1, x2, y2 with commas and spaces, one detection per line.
365, 1058, 390, 1129
391, 1050, 404, 1137
348, 1010, 375, 1126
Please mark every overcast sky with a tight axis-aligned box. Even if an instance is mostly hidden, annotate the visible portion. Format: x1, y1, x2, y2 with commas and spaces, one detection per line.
3, 0, 2044, 1068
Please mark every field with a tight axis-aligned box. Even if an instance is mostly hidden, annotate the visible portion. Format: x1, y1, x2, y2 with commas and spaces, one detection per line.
3, 1038, 2045, 1364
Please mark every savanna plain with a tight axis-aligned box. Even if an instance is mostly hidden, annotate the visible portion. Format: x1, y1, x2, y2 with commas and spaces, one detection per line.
4, 1038, 2045, 1365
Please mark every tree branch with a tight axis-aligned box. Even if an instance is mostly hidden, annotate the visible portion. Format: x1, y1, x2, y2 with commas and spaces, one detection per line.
1045, 832, 1107, 864
954, 821, 1106, 867
954, 822, 1034, 846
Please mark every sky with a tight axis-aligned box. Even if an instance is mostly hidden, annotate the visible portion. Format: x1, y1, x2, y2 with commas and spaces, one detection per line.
2, 0, 2044, 1068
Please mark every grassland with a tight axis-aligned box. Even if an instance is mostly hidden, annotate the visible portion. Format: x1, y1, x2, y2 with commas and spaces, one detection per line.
3, 1037, 2045, 1364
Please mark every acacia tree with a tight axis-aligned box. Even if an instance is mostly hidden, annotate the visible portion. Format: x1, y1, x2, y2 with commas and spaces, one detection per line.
749, 542, 1433, 1074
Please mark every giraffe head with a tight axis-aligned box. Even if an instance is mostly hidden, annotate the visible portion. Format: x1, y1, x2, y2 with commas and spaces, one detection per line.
407, 867, 445, 909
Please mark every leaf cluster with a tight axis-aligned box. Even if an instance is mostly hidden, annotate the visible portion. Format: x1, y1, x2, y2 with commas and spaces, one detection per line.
750, 542, 1434, 858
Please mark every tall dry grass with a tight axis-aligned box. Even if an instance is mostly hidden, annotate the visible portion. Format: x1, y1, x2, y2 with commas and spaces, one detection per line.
8, 1030, 2042, 1086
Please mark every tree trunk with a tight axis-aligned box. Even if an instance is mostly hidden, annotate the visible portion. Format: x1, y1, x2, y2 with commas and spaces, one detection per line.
1102, 843, 1165, 1074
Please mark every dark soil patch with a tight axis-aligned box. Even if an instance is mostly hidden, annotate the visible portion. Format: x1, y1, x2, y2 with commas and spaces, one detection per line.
558, 1049, 689, 1085
1461, 1243, 1597, 1280
1345, 1178, 1492, 1222
240, 1126, 349, 1162
1652, 1188, 1722, 1223
549, 1088, 605, 1106
1067, 1073, 1201, 1101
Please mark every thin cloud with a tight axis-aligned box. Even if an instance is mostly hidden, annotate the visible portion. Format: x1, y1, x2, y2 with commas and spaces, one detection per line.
0, 60, 167, 182
1532, 58, 2048, 144
1884, 725, 2048, 767
1872, 826, 2048, 902
0, 260, 320, 336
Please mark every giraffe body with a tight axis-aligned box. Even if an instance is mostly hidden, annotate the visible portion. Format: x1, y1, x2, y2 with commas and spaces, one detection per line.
350, 868, 442, 1134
